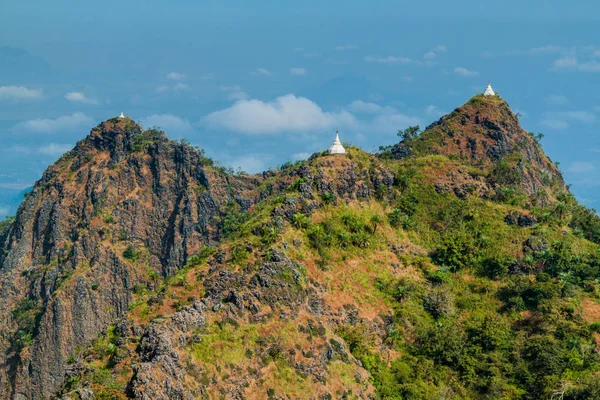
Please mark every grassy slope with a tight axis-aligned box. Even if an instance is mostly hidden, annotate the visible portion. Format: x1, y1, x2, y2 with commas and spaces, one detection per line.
55, 140, 600, 399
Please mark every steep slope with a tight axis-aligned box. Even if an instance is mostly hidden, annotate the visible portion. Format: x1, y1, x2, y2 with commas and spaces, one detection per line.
389, 93, 565, 201
1, 92, 600, 400
0, 118, 262, 399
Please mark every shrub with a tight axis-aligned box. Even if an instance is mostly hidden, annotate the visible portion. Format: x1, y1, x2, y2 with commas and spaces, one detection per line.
424, 286, 455, 318
433, 233, 479, 272
292, 213, 309, 229
321, 192, 335, 204
122, 245, 139, 262
480, 253, 513, 279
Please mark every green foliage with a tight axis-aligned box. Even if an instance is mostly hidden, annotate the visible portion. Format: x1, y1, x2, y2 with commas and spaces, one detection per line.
11, 297, 42, 351
321, 191, 335, 204
569, 203, 600, 244
292, 213, 309, 229
489, 160, 522, 186
220, 201, 248, 237
129, 128, 166, 153
397, 125, 421, 141
0, 216, 15, 233
433, 233, 479, 272
186, 246, 216, 267
498, 275, 562, 311
423, 286, 455, 318
122, 245, 139, 261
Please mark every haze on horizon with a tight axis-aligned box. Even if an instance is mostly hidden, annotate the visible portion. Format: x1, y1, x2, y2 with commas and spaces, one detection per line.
1, 0, 599, 217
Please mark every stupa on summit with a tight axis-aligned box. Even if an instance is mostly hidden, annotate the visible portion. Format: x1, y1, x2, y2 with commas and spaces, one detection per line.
483, 82, 495, 96
329, 130, 346, 154
118, 112, 126, 119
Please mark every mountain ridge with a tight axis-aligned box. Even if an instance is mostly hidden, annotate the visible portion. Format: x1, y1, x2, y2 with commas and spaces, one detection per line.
1, 93, 600, 399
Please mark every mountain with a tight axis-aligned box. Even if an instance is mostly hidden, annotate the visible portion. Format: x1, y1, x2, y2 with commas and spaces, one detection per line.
1, 93, 600, 400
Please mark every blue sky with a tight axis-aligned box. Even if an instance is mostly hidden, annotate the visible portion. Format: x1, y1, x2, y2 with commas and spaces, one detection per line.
1, 0, 599, 217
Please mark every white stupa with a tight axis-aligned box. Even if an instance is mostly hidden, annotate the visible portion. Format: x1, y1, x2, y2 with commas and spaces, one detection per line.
483, 82, 495, 96
118, 111, 125, 119
329, 130, 346, 155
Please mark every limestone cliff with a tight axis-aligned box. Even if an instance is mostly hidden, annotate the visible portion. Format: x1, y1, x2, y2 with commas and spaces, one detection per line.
0, 118, 261, 399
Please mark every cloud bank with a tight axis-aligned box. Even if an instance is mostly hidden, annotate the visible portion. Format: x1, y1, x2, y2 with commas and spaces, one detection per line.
0, 85, 43, 101
203, 95, 420, 137
13, 112, 94, 133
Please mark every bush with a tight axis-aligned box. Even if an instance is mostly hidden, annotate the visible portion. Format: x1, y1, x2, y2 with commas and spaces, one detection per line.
122, 245, 139, 261
321, 192, 335, 204
292, 213, 309, 229
433, 233, 479, 272
424, 286, 455, 318
480, 253, 513, 279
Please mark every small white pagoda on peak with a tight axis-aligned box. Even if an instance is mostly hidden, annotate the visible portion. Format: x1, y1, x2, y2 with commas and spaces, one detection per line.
329, 130, 346, 155
483, 82, 495, 96
118, 111, 125, 119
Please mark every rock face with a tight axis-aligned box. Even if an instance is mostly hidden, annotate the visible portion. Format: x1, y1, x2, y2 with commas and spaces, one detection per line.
0, 118, 261, 399
0, 94, 590, 399
391, 94, 565, 199
0, 118, 392, 399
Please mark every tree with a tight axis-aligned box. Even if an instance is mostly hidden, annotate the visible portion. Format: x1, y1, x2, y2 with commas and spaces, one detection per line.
370, 215, 382, 233
397, 125, 421, 141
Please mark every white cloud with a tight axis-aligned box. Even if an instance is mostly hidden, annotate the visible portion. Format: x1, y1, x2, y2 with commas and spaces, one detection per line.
426, 105, 446, 117
0, 183, 33, 190
369, 112, 421, 134
454, 67, 479, 77
289, 67, 307, 76
544, 95, 568, 105
0, 85, 43, 101
203, 95, 421, 138
365, 55, 415, 64
167, 72, 186, 81
552, 57, 600, 72
579, 60, 600, 72
229, 155, 268, 173
39, 143, 73, 155
0, 207, 9, 218
200, 73, 214, 81
348, 100, 386, 114
13, 113, 94, 134
220, 85, 248, 101
142, 114, 193, 133
528, 45, 567, 55
553, 57, 578, 69
336, 44, 358, 51
423, 51, 436, 60
204, 94, 357, 135
228, 91, 249, 101
593, 50, 600, 58
556, 111, 595, 123
173, 82, 191, 91
6, 143, 74, 156
293, 152, 311, 160
65, 92, 97, 104
155, 85, 169, 93
432, 45, 447, 52
252, 68, 272, 76
541, 111, 595, 129
540, 119, 569, 130
566, 161, 596, 173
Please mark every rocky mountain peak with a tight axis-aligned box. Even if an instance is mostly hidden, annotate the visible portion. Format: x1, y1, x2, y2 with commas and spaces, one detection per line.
390, 93, 565, 198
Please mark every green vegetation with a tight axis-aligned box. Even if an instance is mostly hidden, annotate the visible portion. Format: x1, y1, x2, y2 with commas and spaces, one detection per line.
11, 297, 42, 352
